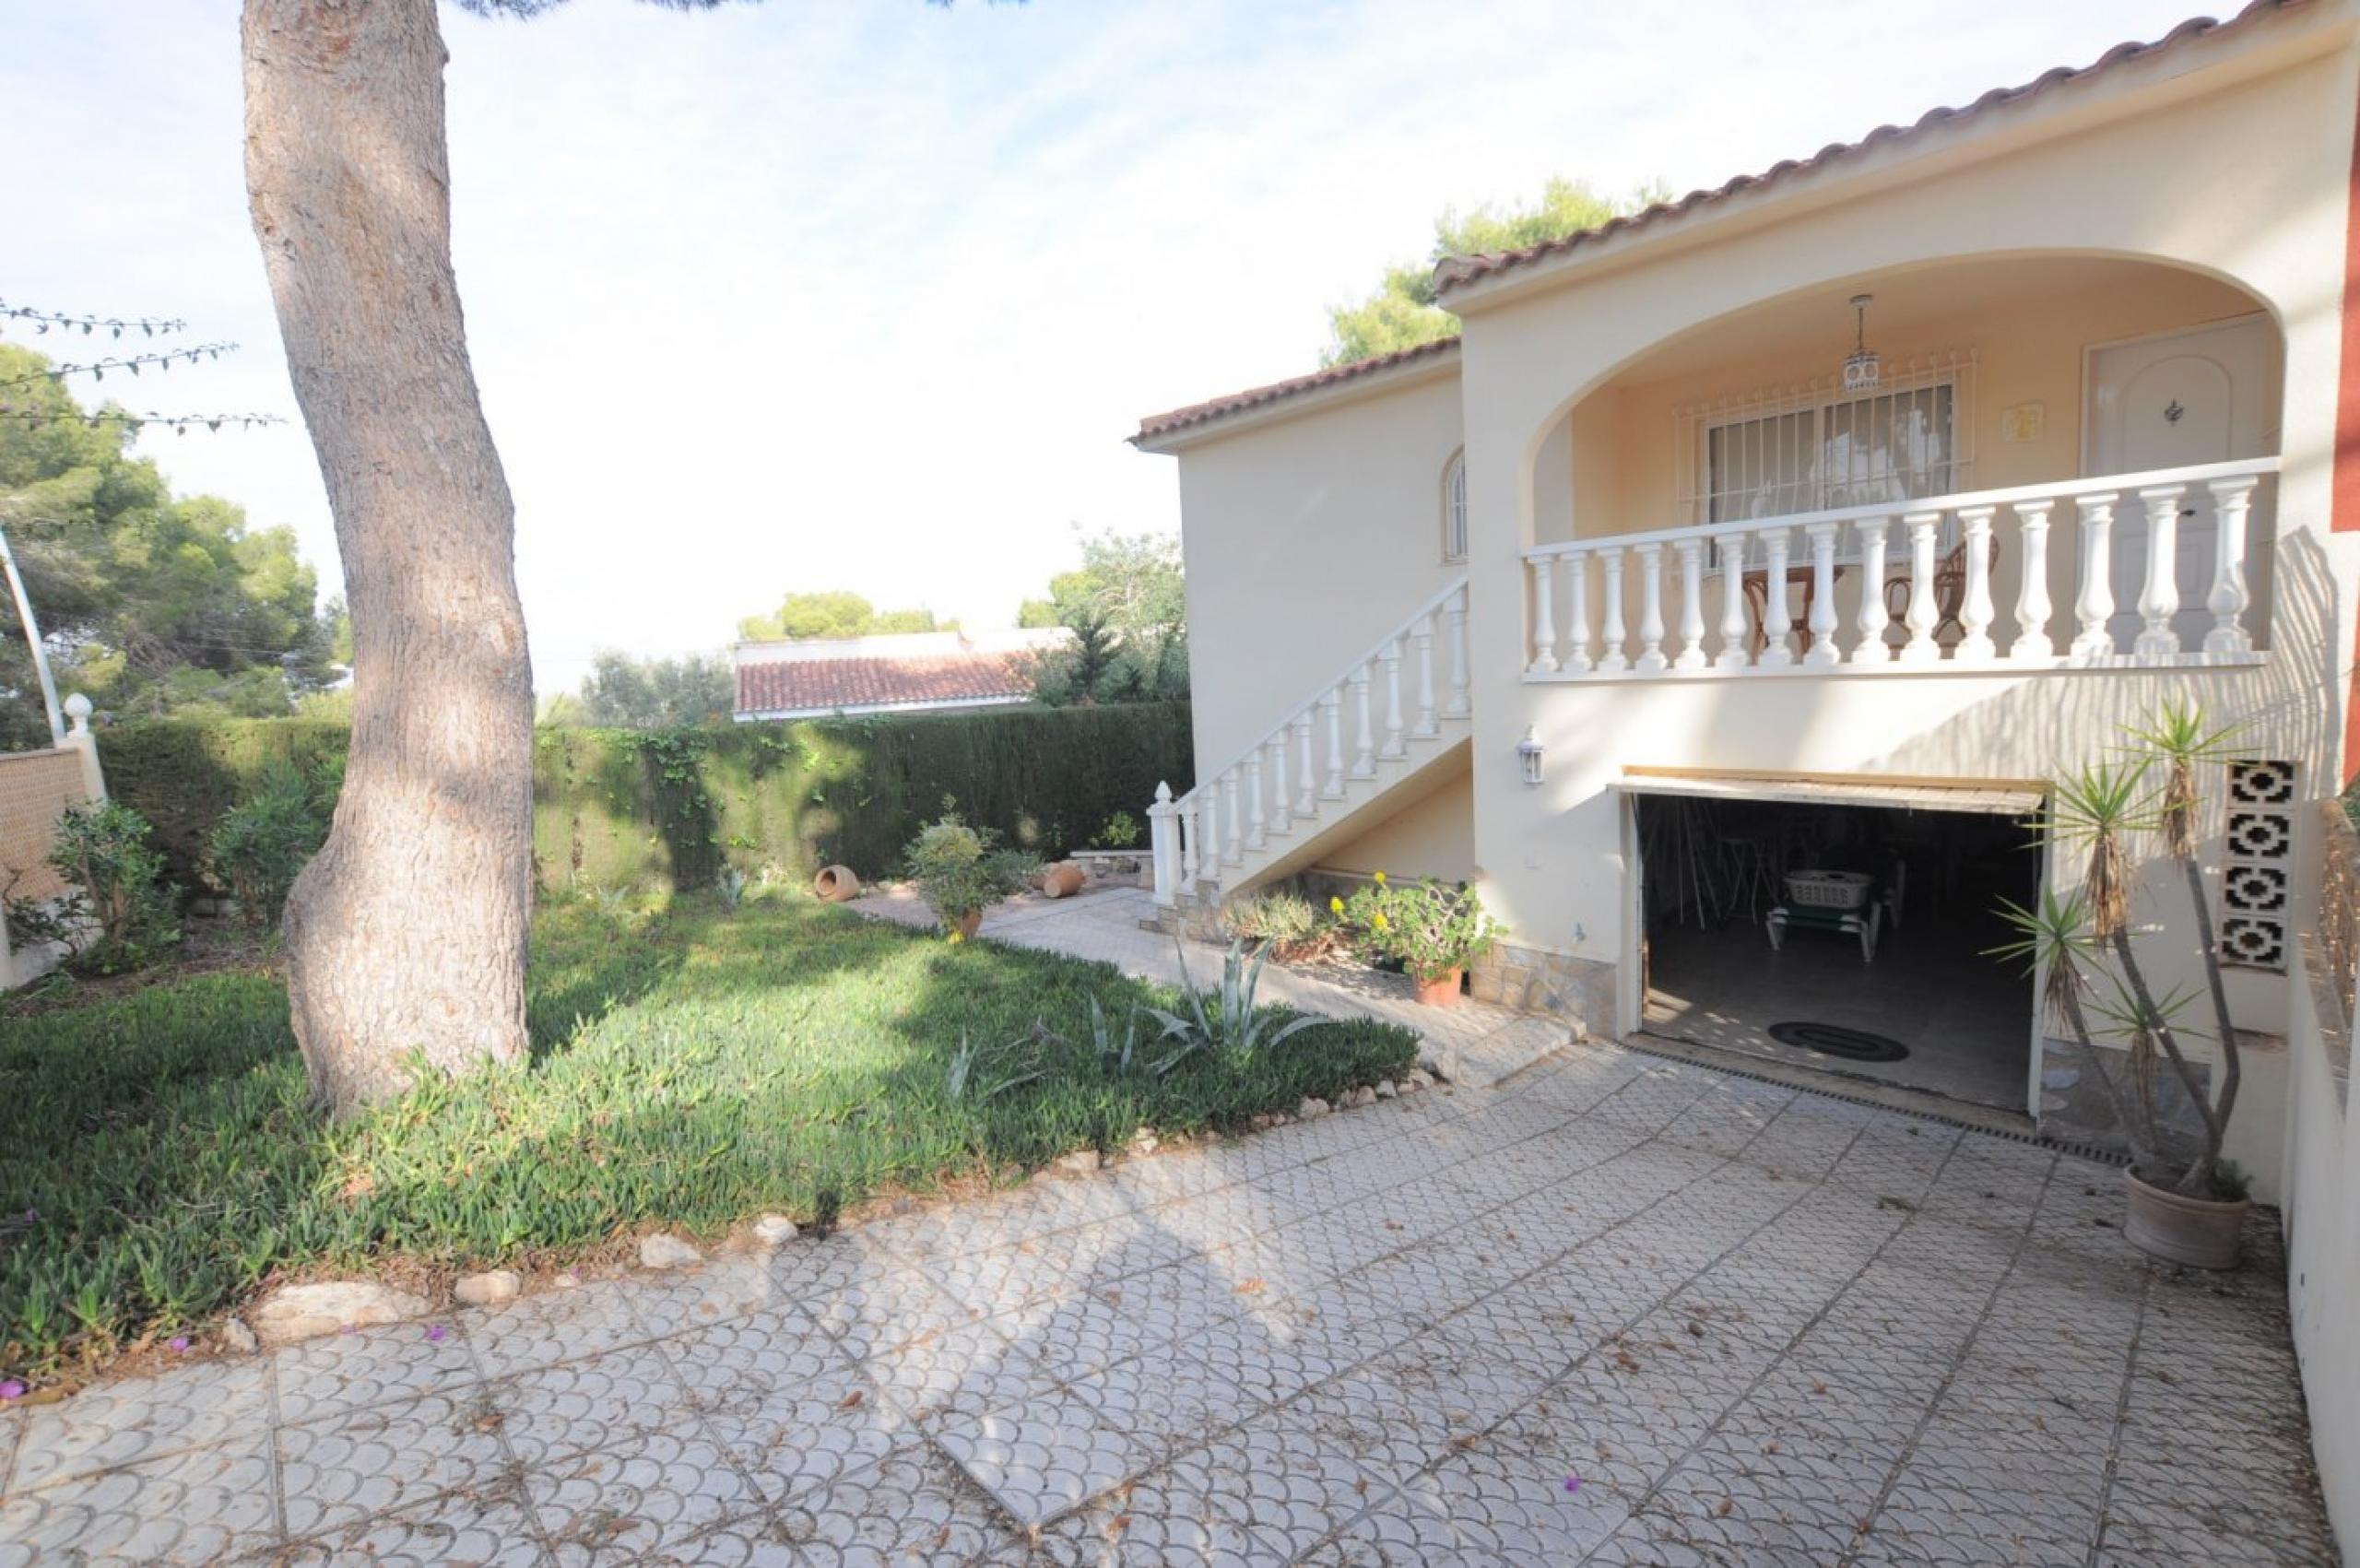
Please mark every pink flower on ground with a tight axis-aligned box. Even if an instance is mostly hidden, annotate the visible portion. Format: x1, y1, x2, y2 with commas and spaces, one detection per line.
425, 1324, 449, 1343
1564, 1475, 1583, 1495
168, 1337, 190, 1354
0, 1381, 23, 1402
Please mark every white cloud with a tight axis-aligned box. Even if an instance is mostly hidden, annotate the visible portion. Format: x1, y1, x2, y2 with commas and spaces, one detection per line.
0, 0, 2209, 693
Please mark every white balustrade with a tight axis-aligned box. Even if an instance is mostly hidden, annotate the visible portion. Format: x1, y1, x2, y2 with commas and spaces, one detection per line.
1759, 526, 1795, 668
2135, 485, 2187, 661
1851, 517, 1893, 665
1803, 522, 1840, 669
2010, 500, 2055, 664
1634, 544, 1668, 674
1146, 576, 1473, 907
1955, 505, 1997, 663
1510, 455, 2275, 684
1598, 547, 1629, 673
1378, 641, 1407, 760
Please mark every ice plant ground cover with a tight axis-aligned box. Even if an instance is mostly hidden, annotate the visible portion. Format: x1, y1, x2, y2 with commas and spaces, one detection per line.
0, 890, 1417, 1384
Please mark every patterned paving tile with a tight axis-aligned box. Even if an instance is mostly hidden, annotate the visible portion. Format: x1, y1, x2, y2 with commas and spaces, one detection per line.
6, 1354, 273, 1491
271, 1317, 483, 1425
766, 1439, 1018, 1565
254, 1489, 549, 1566
0, 1430, 278, 1566
276, 1386, 514, 1539
930, 1382, 1156, 1526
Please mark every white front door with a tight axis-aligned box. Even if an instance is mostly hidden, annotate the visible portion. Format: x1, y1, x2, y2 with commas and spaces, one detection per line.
2085, 315, 2275, 650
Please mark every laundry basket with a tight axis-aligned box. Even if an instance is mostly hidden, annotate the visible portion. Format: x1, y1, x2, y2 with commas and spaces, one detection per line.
1784, 870, 1872, 911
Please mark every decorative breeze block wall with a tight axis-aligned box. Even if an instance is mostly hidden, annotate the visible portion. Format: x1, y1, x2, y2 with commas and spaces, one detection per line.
2221, 759, 2295, 972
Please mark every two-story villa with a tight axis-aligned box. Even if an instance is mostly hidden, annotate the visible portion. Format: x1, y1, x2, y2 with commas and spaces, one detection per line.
1132, 0, 2360, 1196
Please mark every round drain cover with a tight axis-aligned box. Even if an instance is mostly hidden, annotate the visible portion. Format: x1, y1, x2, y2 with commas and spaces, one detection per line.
1766, 1021, 1909, 1063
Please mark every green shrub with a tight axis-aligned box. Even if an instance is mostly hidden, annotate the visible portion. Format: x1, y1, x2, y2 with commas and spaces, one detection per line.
1338, 873, 1504, 983
903, 814, 1038, 935
3, 800, 179, 975
0, 892, 1416, 1381
206, 760, 329, 927
1221, 889, 1346, 964
101, 703, 1193, 897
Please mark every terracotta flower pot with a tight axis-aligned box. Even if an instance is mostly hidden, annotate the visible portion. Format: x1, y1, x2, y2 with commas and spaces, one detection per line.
812, 865, 861, 903
953, 908, 985, 941
2122, 1167, 2251, 1270
1041, 862, 1087, 900
1413, 968, 1463, 1008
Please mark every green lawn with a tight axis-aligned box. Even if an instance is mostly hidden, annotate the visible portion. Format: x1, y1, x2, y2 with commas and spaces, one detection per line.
0, 892, 1418, 1383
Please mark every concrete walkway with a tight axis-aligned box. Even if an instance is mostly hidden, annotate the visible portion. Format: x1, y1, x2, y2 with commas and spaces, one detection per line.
0, 897, 2334, 1565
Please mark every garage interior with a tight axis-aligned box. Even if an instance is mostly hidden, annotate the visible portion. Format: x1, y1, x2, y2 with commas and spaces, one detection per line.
1632, 778, 2043, 1114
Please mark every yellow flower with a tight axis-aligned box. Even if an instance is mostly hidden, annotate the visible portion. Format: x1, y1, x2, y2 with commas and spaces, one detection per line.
1329, 896, 1345, 915
1372, 912, 1390, 931
946, 930, 965, 945
1372, 871, 1387, 886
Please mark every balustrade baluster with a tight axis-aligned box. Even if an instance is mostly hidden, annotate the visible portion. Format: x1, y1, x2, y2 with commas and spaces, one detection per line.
1598, 547, 1629, 673
1673, 538, 1707, 670
1321, 688, 1346, 797
1349, 665, 1376, 778
1293, 713, 1316, 817
1527, 557, 1559, 674
2010, 501, 2056, 664
1445, 587, 1471, 716
1634, 544, 1668, 673
1220, 770, 1242, 867
1410, 616, 1439, 736
1851, 517, 1893, 664
1149, 783, 1176, 904
1178, 789, 1199, 883
1955, 505, 1997, 664
1717, 532, 1750, 669
1898, 511, 1942, 665
2204, 477, 2259, 655
1378, 641, 1407, 759
1267, 737, 1290, 834
1803, 522, 1841, 668
1244, 754, 1266, 851
1758, 526, 1795, 667
2071, 492, 2118, 660
1564, 553, 1594, 674
2135, 485, 2187, 661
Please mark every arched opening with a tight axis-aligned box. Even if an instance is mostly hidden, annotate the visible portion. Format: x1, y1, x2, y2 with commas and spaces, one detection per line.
1521, 253, 2283, 671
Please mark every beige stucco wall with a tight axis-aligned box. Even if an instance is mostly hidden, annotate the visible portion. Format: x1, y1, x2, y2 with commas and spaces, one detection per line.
1447, 24, 2360, 1091
1167, 367, 1464, 772
2285, 936, 2358, 1556
1313, 761, 1475, 884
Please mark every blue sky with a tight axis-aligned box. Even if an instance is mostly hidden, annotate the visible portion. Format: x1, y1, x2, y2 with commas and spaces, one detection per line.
1, 0, 2213, 695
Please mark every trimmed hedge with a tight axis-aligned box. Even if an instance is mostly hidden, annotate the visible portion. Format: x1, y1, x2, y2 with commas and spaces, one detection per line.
101, 703, 1193, 896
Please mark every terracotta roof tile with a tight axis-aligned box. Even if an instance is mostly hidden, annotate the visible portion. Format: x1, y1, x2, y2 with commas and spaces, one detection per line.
1134, 2, 2300, 445
1432, 1, 2299, 297
1132, 336, 1460, 444
735, 652, 1036, 718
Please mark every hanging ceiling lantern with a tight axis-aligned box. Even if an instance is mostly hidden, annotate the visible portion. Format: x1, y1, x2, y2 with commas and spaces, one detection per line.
1842, 293, 1881, 392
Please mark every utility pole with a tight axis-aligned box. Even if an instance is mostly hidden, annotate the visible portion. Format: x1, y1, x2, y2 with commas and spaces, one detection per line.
0, 521, 65, 744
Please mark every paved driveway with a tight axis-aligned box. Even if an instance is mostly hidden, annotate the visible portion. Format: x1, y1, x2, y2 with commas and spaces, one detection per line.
0, 1022, 2333, 1564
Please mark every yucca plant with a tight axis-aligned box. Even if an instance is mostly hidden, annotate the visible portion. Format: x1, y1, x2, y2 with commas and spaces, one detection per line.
1144, 937, 1333, 1074
2003, 701, 2248, 1201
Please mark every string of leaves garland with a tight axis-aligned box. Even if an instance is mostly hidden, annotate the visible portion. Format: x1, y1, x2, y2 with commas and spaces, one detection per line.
100, 702, 1194, 897
0, 299, 282, 434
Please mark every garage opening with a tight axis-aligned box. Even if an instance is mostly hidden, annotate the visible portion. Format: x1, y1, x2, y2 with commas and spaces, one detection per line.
1626, 773, 2044, 1114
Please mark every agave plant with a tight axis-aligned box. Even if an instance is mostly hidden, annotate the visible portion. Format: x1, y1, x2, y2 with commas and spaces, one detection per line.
1143, 937, 1333, 1075
944, 1030, 1045, 1104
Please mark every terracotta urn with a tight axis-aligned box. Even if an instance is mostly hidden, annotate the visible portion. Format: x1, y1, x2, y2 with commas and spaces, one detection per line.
812, 865, 861, 902
1041, 862, 1087, 900
2122, 1167, 2250, 1269
1413, 968, 1463, 1008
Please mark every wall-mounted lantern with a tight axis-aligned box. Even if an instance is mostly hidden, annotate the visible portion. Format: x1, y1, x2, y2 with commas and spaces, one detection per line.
1517, 725, 1544, 787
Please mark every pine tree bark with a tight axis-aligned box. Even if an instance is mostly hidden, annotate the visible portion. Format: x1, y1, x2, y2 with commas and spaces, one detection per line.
242, 0, 533, 1114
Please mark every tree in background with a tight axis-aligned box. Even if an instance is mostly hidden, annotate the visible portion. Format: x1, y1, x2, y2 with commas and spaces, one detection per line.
1021, 529, 1187, 707
737, 589, 940, 643
1322, 177, 1665, 366
567, 650, 735, 729
0, 342, 339, 751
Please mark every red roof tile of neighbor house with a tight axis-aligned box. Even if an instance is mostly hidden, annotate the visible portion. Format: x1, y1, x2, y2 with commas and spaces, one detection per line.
1133, 1, 2299, 445
735, 652, 1035, 717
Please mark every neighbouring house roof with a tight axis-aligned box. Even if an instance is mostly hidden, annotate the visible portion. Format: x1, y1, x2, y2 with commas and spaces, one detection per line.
734, 650, 1038, 720
1431, 0, 2301, 301
1131, 336, 1461, 447
1132, 0, 2303, 448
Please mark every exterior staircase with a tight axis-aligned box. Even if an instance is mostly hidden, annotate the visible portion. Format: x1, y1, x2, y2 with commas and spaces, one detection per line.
1146, 578, 1471, 930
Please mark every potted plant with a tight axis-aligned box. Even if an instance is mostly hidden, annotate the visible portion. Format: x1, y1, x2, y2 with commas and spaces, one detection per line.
903, 815, 1037, 940
1339, 872, 1503, 1008
1995, 702, 2254, 1267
